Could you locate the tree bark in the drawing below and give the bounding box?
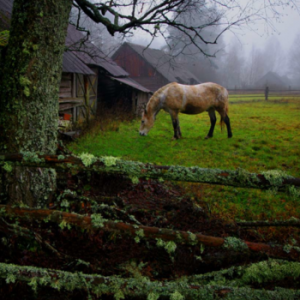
[0,0,72,207]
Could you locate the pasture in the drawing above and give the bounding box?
[69,95,300,222]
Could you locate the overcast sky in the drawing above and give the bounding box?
[129,1,300,57]
[224,4,300,53]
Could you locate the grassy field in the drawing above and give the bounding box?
[69,97,300,221]
[229,94,300,102]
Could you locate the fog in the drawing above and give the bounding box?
[73,0,300,89]
[122,1,299,88]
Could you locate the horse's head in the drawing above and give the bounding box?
[139,109,155,136]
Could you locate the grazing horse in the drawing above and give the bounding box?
[139,82,232,139]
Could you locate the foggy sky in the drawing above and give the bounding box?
[224,4,300,53]
[129,2,300,59]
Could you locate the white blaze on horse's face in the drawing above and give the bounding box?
[139,110,154,136]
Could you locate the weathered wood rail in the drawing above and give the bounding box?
[2,205,300,261]
[1,261,300,300]
[1,153,300,192]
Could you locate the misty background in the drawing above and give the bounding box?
[70,1,300,90]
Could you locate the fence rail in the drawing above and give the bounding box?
[1,153,300,192]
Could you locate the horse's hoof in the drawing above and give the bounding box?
[205,136,212,139]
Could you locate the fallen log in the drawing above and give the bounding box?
[183,258,300,287]
[1,152,300,192]
[0,262,300,299]
[1,205,300,261]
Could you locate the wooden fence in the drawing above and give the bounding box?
[1,152,300,299]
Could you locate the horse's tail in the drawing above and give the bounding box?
[219,88,229,132]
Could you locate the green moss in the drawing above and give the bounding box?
[241,260,300,284]
[19,75,31,86]
[156,239,177,254]
[91,214,107,228]
[59,219,71,230]
[101,156,119,167]
[170,291,184,300]
[0,262,300,299]
[187,231,197,245]
[261,170,291,186]
[23,86,30,97]
[288,185,300,200]
[20,151,44,163]
[147,292,160,300]
[2,162,13,172]
[78,153,97,167]
[223,237,248,251]
[130,176,139,184]
[134,228,145,243]
[283,244,300,254]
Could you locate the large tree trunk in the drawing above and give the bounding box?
[0,0,72,207]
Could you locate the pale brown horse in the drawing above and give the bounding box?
[139,82,232,139]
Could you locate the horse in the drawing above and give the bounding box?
[139,82,232,139]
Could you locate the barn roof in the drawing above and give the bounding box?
[123,42,200,84]
[66,25,128,77]
[0,1,94,75]
[62,51,95,75]
[110,76,151,93]
[0,0,12,15]
[0,0,12,29]
[0,1,126,77]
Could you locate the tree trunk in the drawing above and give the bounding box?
[0,0,72,207]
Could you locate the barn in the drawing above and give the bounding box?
[65,25,151,116]
[255,71,291,90]
[112,42,201,92]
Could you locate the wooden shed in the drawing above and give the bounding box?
[112,42,201,92]
[66,26,151,116]
[59,51,97,126]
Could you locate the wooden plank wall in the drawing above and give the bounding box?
[59,73,72,99]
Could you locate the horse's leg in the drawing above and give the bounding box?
[170,113,181,139]
[205,108,217,139]
[224,114,232,138]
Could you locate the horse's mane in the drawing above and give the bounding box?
[146,83,174,113]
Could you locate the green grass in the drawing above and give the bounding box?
[69,98,300,221]
[229,95,300,102]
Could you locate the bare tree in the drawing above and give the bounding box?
[162,0,225,83]
[69,5,122,55]
[73,0,299,55]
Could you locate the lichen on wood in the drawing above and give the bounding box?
[1,153,300,194]
[0,262,300,299]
